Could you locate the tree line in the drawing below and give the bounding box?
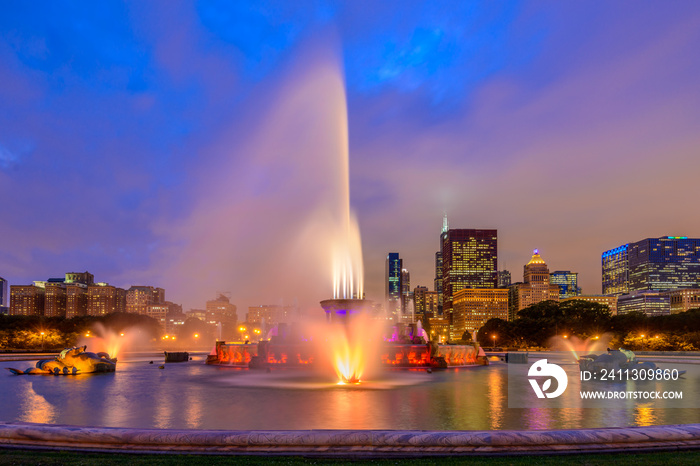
[476,300,700,351]
[0,313,162,351]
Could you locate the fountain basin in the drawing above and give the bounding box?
[0,422,698,456]
[206,341,484,368]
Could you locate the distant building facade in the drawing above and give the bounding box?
[86,284,126,316]
[618,291,670,316]
[549,270,581,299]
[146,304,169,329]
[206,294,237,322]
[126,286,165,315]
[413,286,439,318]
[44,282,67,317]
[247,305,296,326]
[428,316,450,344]
[9,285,45,316]
[65,284,88,318]
[441,228,498,340]
[666,288,700,314]
[453,288,508,337]
[65,271,94,286]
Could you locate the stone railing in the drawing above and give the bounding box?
[0,422,698,456]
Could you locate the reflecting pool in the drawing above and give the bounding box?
[1,353,698,430]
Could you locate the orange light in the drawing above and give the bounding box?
[172,337,175,340]
[40,332,45,335]
[563,335,568,338]
[641,334,645,338]
[85,333,90,337]
[244,335,249,340]
[194,334,199,338]
[120,333,124,337]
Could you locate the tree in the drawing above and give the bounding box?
[477,318,514,347]
[460,330,473,343]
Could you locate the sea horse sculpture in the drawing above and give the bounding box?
[6,345,117,375]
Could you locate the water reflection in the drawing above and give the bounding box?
[635,404,657,426]
[19,380,56,424]
[487,368,504,429]
[1,358,698,431]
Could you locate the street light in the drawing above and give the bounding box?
[194,333,199,339]
[40,332,45,351]
[492,334,497,350]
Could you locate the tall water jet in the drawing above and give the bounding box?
[319,60,372,384]
[329,69,363,301]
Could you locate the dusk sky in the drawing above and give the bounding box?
[2,1,700,313]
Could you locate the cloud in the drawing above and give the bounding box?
[0,144,18,169]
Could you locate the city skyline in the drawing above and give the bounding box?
[2,3,700,311]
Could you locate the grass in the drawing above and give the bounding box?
[0,449,698,465]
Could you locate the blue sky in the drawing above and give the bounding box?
[2,1,700,311]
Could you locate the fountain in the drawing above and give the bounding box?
[6,345,117,375]
[204,60,482,379]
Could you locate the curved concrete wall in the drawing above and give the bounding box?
[0,422,698,456]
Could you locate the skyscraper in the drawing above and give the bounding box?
[434,214,449,315]
[510,250,560,315]
[0,276,7,308]
[400,268,410,314]
[497,270,511,288]
[602,244,629,295]
[603,237,700,294]
[434,251,443,314]
[549,271,581,299]
[628,237,700,291]
[385,252,402,317]
[441,228,498,339]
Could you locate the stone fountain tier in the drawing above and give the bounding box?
[320,298,372,323]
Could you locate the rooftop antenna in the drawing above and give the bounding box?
[442,212,449,233]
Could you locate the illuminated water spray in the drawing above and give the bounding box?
[330,76,363,300]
